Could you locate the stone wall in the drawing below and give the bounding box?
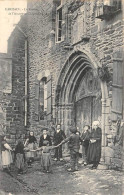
[4,0,123,168]
[7,27,26,145]
[26,0,71,135]
[26,0,123,168]
[0,16,27,146]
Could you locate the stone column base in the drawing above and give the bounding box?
[97,163,108,170]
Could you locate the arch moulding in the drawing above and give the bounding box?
[55,48,109,162]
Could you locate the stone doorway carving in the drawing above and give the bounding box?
[74,69,102,133]
[55,49,109,161]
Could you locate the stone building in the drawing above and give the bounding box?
[0,0,123,169]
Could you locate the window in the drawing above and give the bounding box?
[112,0,121,10]
[111,50,123,121]
[66,13,72,43]
[105,0,121,10]
[96,0,121,20]
[35,74,52,121]
[56,7,62,42]
[39,80,47,120]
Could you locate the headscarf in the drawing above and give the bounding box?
[28,132,37,143]
[15,139,24,153]
[92,121,100,129]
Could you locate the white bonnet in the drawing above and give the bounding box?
[92,121,100,128]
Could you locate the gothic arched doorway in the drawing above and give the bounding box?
[55,50,102,135]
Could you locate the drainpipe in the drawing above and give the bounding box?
[13,24,28,126]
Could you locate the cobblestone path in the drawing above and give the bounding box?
[0,159,123,195]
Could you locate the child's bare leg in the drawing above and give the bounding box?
[68,152,76,171]
[75,152,79,171]
[42,166,46,172]
[47,166,53,173]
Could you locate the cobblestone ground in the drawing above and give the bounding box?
[0,157,123,195]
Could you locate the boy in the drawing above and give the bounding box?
[39,128,52,147]
[53,124,66,161]
[60,127,82,172]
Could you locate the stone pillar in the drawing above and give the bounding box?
[64,104,73,135]
[101,98,106,162]
[57,106,61,124]
[62,103,73,154]
[52,104,56,120]
[60,105,64,130]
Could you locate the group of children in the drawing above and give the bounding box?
[0,121,102,174]
[1,134,62,174]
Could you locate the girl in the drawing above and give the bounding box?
[32,140,60,173]
[14,138,27,175]
[1,135,13,172]
[24,131,37,166]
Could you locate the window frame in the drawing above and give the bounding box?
[56,5,63,43]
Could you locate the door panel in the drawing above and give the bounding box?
[75,96,102,133]
[75,97,92,132]
[74,69,102,133]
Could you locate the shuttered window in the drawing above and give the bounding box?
[39,81,44,120]
[112,0,121,10]
[56,7,62,42]
[34,80,40,121]
[35,75,52,121]
[111,51,123,121]
[104,0,121,9]
[66,13,72,43]
[46,75,52,121]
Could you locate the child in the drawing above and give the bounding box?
[81,125,90,165]
[24,131,37,166]
[39,128,52,147]
[1,135,13,172]
[14,138,27,175]
[53,124,66,161]
[60,127,82,172]
[32,140,60,173]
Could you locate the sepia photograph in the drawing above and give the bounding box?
[0,0,123,194]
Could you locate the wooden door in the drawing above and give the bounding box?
[75,96,93,132]
[74,69,102,133]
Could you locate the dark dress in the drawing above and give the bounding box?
[14,141,25,172]
[81,130,90,162]
[53,130,66,160]
[40,146,56,172]
[87,127,102,166]
[25,135,37,162]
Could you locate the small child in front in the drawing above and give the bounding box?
[32,140,60,173]
[14,137,29,175]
